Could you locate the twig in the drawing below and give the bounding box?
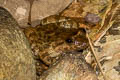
[100,0,112,28]
[94,3,119,45]
[109,4,120,22]
[74,0,78,3]
[94,20,115,46]
[27,0,35,26]
[85,29,106,80]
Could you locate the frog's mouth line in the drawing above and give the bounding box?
[77,42,87,47]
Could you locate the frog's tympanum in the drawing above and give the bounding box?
[24,15,88,75]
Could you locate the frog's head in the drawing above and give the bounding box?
[64,35,88,51]
[52,28,88,53]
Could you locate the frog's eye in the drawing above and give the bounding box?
[65,38,73,43]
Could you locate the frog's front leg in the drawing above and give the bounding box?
[39,48,61,65]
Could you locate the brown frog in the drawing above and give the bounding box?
[24,15,88,75]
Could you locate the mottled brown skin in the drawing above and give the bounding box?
[39,15,90,29]
[24,15,88,75]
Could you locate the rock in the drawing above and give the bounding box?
[0,7,36,80]
[85,13,101,24]
[0,0,73,27]
[39,51,98,80]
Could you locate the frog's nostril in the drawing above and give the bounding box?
[75,41,79,45]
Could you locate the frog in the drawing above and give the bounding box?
[24,15,88,75]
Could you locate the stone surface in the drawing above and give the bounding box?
[0,7,36,80]
[39,51,98,80]
[0,0,73,27]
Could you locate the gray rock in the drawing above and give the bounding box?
[39,51,98,80]
[0,7,36,80]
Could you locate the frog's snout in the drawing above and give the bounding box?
[74,41,79,45]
